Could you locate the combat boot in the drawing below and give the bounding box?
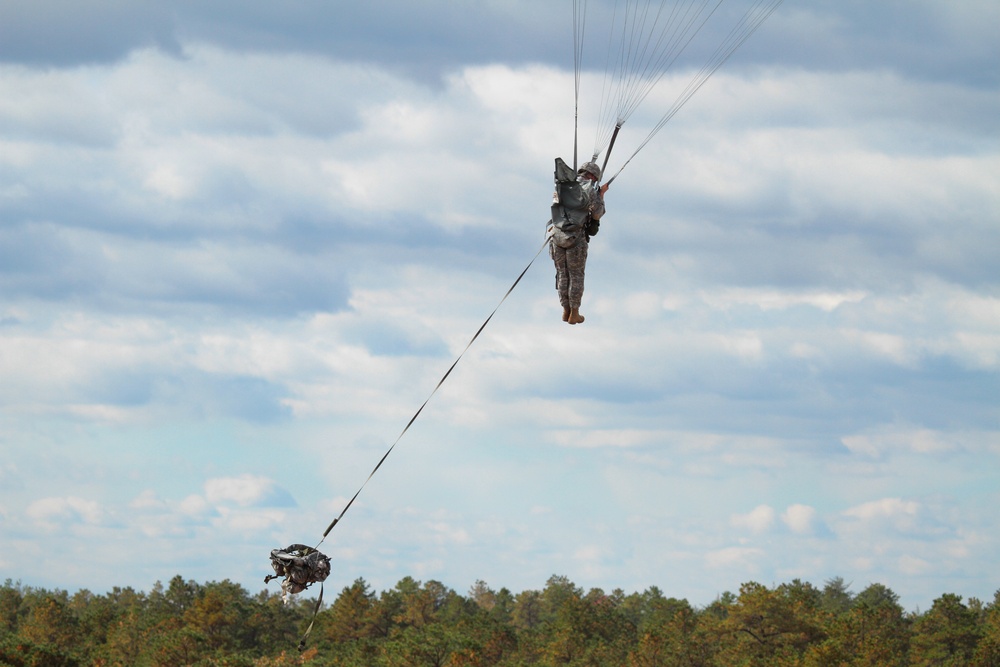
[562,306,571,322]
[568,307,585,324]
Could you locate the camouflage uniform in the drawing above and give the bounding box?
[549,159,605,313]
[551,236,589,310]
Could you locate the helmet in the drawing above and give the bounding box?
[578,161,602,181]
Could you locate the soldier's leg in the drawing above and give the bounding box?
[551,244,571,315]
[567,240,588,307]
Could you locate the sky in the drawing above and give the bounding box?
[1,0,998,613]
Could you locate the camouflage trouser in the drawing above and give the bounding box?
[550,238,588,309]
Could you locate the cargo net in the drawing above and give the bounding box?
[264,544,331,604]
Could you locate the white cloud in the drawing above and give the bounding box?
[550,429,661,449]
[844,498,920,522]
[204,474,293,508]
[573,544,614,579]
[26,496,105,528]
[1,2,999,612]
[841,434,882,459]
[179,494,212,516]
[839,498,934,539]
[843,330,917,368]
[841,425,989,460]
[213,507,287,533]
[781,504,817,535]
[144,164,194,200]
[713,332,764,363]
[899,554,933,576]
[427,521,472,546]
[130,490,166,510]
[731,505,775,534]
[705,547,764,571]
[700,288,867,313]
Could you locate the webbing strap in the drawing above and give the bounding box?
[316,236,550,546]
[297,582,324,651]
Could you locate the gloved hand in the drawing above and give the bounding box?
[586,219,600,237]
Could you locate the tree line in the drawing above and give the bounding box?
[2,574,999,666]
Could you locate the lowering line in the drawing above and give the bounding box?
[315,236,551,549]
[289,237,547,651]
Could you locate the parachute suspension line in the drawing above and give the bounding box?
[316,237,551,549]
[592,0,726,163]
[573,0,588,170]
[593,0,624,162]
[605,0,784,185]
[616,0,725,123]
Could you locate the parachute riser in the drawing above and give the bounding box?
[573,109,579,172]
[599,123,621,182]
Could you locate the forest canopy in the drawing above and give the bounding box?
[3,575,1000,666]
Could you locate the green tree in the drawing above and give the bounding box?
[314,578,380,666]
[539,575,583,626]
[619,586,689,634]
[393,577,433,628]
[78,586,149,665]
[244,589,305,656]
[853,582,899,609]
[469,580,497,613]
[0,580,23,637]
[392,578,468,629]
[541,588,636,665]
[512,589,543,631]
[714,581,827,666]
[820,577,854,616]
[6,573,1000,665]
[380,622,462,667]
[910,593,981,666]
[807,583,909,667]
[629,600,712,667]
[320,578,377,643]
[460,613,518,666]
[16,591,81,660]
[972,589,1000,667]
[183,579,252,652]
[490,587,515,625]
[102,605,148,667]
[0,636,80,667]
[368,586,404,639]
[147,575,200,625]
[143,618,205,667]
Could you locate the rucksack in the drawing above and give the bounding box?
[265,544,331,603]
[550,157,592,248]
